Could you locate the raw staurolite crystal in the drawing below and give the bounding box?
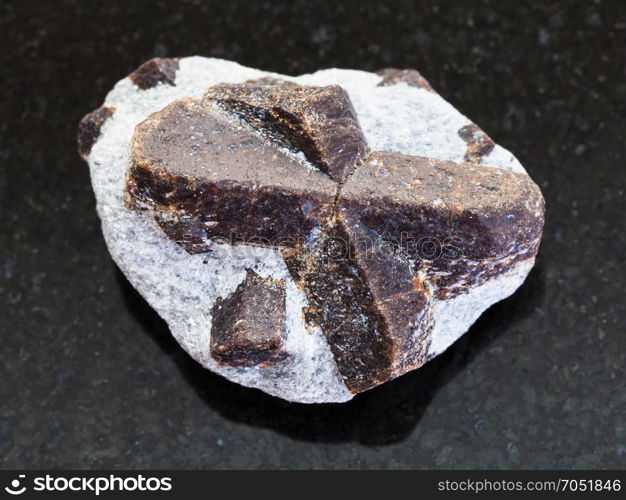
[78,57,544,403]
[210,270,288,367]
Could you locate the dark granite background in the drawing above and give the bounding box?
[1,0,625,469]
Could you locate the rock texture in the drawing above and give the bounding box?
[204,83,368,182]
[127,97,336,253]
[78,57,544,403]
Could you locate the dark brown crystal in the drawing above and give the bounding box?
[337,218,434,374]
[204,83,368,182]
[210,270,288,367]
[458,123,496,164]
[129,57,180,90]
[282,221,434,392]
[121,76,544,394]
[244,76,299,87]
[338,151,544,298]
[376,68,435,92]
[281,228,394,393]
[127,98,337,249]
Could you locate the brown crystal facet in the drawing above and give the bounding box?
[338,151,545,298]
[210,270,288,367]
[282,220,433,392]
[204,83,368,182]
[244,76,299,87]
[126,98,337,250]
[376,68,435,92]
[337,218,434,375]
[458,123,496,164]
[77,106,115,159]
[281,227,394,393]
[129,57,180,90]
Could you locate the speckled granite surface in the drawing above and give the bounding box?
[1,0,625,469]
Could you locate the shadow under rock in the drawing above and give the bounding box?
[115,261,545,446]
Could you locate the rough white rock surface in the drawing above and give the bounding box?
[85,57,537,403]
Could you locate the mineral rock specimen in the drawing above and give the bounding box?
[79,57,544,403]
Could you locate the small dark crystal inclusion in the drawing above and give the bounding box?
[129,57,180,90]
[77,106,115,159]
[210,270,288,367]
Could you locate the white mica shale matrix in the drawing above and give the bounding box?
[78,57,544,403]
